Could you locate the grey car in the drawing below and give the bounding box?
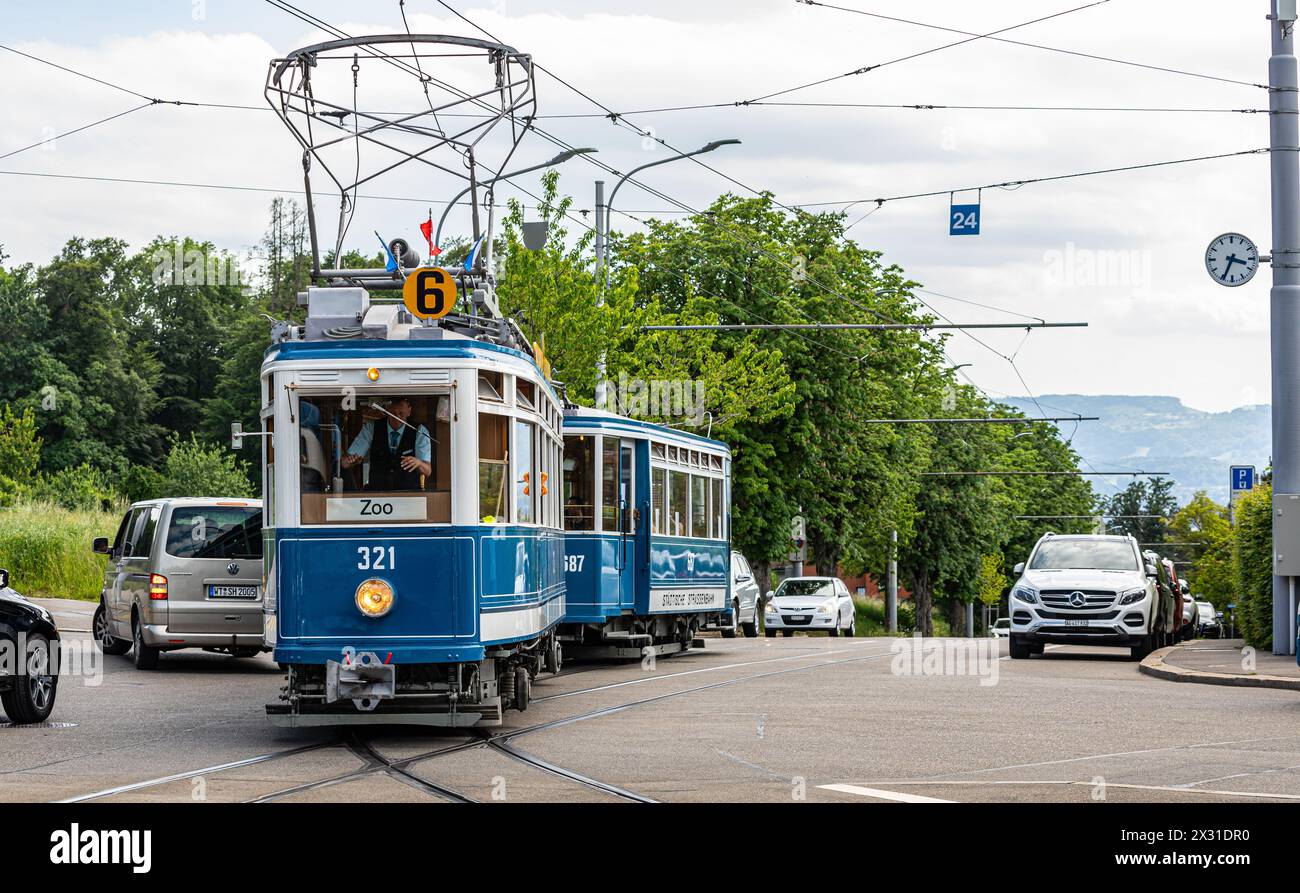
[92,498,265,669]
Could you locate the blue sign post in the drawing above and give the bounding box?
[1231,465,1256,492]
[949,203,981,236]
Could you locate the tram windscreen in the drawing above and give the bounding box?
[297,393,451,525]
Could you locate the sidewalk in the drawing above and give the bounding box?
[1140,638,1300,691]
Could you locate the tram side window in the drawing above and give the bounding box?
[691,475,708,538]
[515,420,535,524]
[711,477,724,539]
[299,393,450,525]
[563,435,595,531]
[669,470,689,536]
[480,412,509,523]
[601,436,621,531]
[651,466,666,535]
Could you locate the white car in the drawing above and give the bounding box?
[1180,584,1196,641]
[763,576,855,637]
[721,551,762,638]
[1008,533,1162,661]
[989,617,1011,639]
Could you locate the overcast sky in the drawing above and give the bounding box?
[0,0,1278,413]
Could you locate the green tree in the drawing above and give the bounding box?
[613,192,938,588]
[154,436,253,499]
[1103,479,1177,545]
[1169,492,1234,609]
[1234,482,1272,649]
[2,238,163,475]
[125,237,255,445]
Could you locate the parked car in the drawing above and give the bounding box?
[1196,600,1221,637]
[720,551,761,638]
[93,498,265,669]
[989,617,1011,639]
[0,568,60,723]
[1007,533,1167,660]
[1162,559,1186,645]
[763,576,855,637]
[1180,582,1196,641]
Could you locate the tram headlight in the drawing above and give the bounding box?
[355,578,395,618]
[366,367,381,382]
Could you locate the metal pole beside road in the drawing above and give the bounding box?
[887,529,898,633]
[1269,0,1300,655]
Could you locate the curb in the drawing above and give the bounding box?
[1139,646,1300,692]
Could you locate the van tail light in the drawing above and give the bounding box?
[149,574,168,600]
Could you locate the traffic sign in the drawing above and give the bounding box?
[950,203,981,236]
[402,267,457,320]
[1230,465,1256,492]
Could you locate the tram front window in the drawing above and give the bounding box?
[298,393,451,525]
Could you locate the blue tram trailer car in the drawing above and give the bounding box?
[263,287,565,727]
[558,407,732,657]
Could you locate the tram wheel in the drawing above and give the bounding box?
[514,667,530,711]
[545,638,562,675]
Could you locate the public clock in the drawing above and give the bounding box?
[1205,233,1260,287]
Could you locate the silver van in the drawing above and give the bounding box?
[92,498,265,669]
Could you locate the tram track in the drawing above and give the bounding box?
[56,642,897,804]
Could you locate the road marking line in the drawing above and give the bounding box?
[56,742,330,803]
[818,783,954,803]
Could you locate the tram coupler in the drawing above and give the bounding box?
[325,651,395,711]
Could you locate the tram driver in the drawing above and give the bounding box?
[341,396,433,491]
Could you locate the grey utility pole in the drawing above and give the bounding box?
[594,179,606,407]
[887,529,898,633]
[1270,0,1300,656]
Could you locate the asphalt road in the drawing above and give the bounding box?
[5,606,1300,803]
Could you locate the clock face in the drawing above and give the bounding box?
[1205,233,1259,287]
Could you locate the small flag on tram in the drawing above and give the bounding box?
[464,234,485,270]
[420,213,440,258]
[375,231,400,273]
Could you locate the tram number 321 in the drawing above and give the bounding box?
[357,546,396,570]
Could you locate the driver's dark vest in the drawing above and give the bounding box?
[366,422,420,492]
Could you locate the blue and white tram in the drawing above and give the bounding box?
[558,408,732,657]
[262,290,566,727]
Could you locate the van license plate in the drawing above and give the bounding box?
[1064,619,1089,628]
[208,585,259,599]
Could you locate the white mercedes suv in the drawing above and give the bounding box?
[1007,533,1162,661]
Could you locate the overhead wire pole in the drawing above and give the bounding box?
[1269,0,1300,657]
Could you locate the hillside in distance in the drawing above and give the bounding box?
[1000,395,1270,506]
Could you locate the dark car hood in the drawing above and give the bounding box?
[0,587,55,625]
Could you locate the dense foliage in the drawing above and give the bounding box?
[1,182,1099,622]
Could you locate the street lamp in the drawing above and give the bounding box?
[433,147,598,251]
[593,137,741,408]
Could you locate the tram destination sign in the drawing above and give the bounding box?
[650,587,727,612]
[402,266,458,320]
[325,496,428,523]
